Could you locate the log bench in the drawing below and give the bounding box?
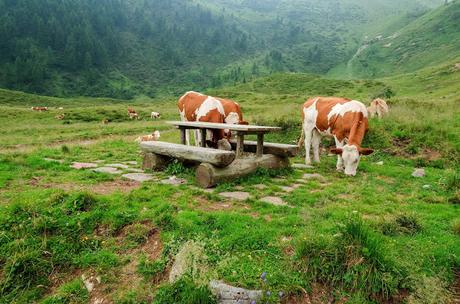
[229,140,299,157]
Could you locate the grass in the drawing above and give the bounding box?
[0,62,459,303]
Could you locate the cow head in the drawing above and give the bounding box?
[330,145,373,176]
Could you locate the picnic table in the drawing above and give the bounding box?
[140,121,299,188]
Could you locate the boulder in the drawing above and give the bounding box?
[209,280,262,304]
[92,167,123,174]
[260,196,287,206]
[412,168,426,178]
[169,241,208,283]
[71,162,98,169]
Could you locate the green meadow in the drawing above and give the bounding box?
[0,58,459,303]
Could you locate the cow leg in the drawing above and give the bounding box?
[312,129,321,163]
[303,126,314,165]
[334,136,344,171]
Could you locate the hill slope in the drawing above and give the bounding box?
[0,0,445,98]
[345,0,460,78]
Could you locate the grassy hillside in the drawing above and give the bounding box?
[0,58,459,303]
[343,0,460,78]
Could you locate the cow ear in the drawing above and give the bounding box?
[330,148,343,155]
[359,148,374,155]
[239,120,249,125]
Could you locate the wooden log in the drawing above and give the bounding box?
[141,141,235,167]
[196,154,290,188]
[256,133,264,157]
[200,129,207,147]
[229,140,299,157]
[142,152,170,171]
[180,128,186,145]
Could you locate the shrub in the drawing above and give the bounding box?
[296,215,404,299]
[381,214,422,236]
[153,278,216,304]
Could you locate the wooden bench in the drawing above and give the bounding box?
[141,141,236,169]
[229,140,299,157]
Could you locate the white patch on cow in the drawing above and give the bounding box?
[302,98,319,165]
[195,97,225,120]
[341,144,360,176]
[327,100,368,122]
[225,112,240,124]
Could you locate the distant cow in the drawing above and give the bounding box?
[135,131,161,143]
[367,98,389,119]
[151,112,161,119]
[177,91,248,148]
[128,108,139,120]
[31,107,48,112]
[299,97,373,176]
[55,114,65,120]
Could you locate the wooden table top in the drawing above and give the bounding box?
[167,121,281,133]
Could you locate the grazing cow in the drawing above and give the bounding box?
[299,97,373,176]
[101,119,109,125]
[31,107,48,112]
[177,91,247,148]
[55,114,65,120]
[367,98,389,119]
[151,112,161,119]
[128,108,139,120]
[135,131,161,143]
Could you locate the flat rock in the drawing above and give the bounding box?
[219,192,250,201]
[125,161,138,165]
[92,167,123,174]
[291,184,303,189]
[105,163,130,169]
[292,163,313,169]
[303,173,325,181]
[126,168,144,173]
[209,280,262,304]
[161,176,187,186]
[260,196,287,206]
[169,241,208,283]
[71,162,98,169]
[375,161,384,166]
[122,173,154,182]
[272,178,287,183]
[422,184,431,189]
[254,184,267,190]
[296,179,307,184]
[412,168,426,178]
[280,186,295,193]
[234,186,245,191]
[44,158,64,164]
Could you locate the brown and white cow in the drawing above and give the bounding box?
[31,106,48,112]
[128,108,139,120]
[177,91,247,148]
[367,98,389,119]
[300,97,373,176]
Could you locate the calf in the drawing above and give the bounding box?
[151,112,161,119]
[367,98,389,119]
[31,107,48,112]
[177,91,247,148]
[135,131,161,143]
[300,97,373,176]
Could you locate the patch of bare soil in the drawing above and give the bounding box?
[37,179,141,195]
[192,195,251,213]
[451,270,460,304]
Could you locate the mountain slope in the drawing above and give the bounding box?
[345,0,460,78]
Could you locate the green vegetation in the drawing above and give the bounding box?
[0,58,459,302]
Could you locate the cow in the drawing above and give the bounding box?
[151,112,161,119]
[135,131,161,143]
[127,108,140,120]
[55,114,65,120]
[31,107,48,112]
[177,91,248,148]
[299,97,374,176]
[367,98,389,119]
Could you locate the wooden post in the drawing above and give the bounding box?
[200,129,207,147]
[256,133,264,157]
[236,132,245,158]
[180,128,186,145]
[142,152,170,171]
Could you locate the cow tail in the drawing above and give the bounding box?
[297,124,305,148]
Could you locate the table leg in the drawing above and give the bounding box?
[200,129,207,147]
[180,128,186,145]
[256,133,264,157]
[236,132,244,158]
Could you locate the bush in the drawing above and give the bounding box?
[153,278,216,304]
[296,215,404,299]
[380,214,422,236]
